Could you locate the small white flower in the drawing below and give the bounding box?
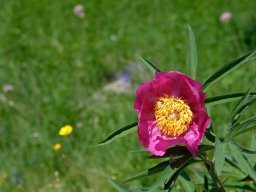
[74,4,85,18]
[3,84,13,93]
[219,12,232,23]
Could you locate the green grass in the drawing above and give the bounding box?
[0,0,256,191]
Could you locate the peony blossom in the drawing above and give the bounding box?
[134,71,211,156]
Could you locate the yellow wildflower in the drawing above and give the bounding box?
[58,125,73,136]
[53,143,61,151]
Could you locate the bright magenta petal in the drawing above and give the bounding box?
[134,71,211,156]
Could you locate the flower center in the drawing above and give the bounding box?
[154,96,193,137]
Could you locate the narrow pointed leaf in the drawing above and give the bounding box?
[149,145,214,159]
[170,155,192,169]
[124,160,169,183]
[224,182,256,191]
[225,117,256,141]
[232,97,256,124]
[108,177,132,192]
[164,166,184,190]
[251,131,256,149]
[164,159,199,190]
[202,51,256,91]
[230,89,251,122]
[187,25,197,80]
[205,124,215,143]
[203,175,209,192]
[205,92,256,106]
[232,142,256,155]
[98,122,137,146]
[123,171,148,183]
[139,56,161,73]
[179,171,195,192]
[145,169,174,192]
[148,160,170,175]
[148,146,190,159]
[214,139,226,175]
[229,143,256,180]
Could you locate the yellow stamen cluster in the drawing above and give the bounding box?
[154,96,193,137]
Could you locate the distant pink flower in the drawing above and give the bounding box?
[74,4,85,18]
[3,84,13,93]
[219,12,232,23]
[134,71,211,156]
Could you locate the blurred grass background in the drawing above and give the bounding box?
[0,0,256,191]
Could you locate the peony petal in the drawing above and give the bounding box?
[156,71,202,90]
[134,81,155,112]
[143,123,183,156]
[183,122,201,156]
[197,110,211,139]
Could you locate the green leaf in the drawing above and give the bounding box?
[170,155,192,169]
[205,124,215,143]
[164,159,199,190]
[225,157,242,171]
[203,175,209,192]
[187,25,197,80]
[224,182,256,191]
[98,122,137,146]
[148,160,170,175]
[224,117,256,141]
[251,131,256,149]
[202,51,256,91]
[232,97,256,124]
[229,143,256,180]
[164,165,184,191]
[230,89,251,122]
[198,145,215,154]
[139,56,161,73]
[124,160,169,183]
[148,146,190,159]
[205,92,256,106]
[149,145,214,159]
[146,169,174,192]
[202,158,226,191]
[178,171,195,192]
[214,139,226,175]
[108,177,132,192]
[232,142,256,155]
[123,171,148,183]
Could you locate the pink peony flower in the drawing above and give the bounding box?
[219,12,232,23]
[134,71,211,156]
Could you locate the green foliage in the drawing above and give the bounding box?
[187,25,198,80]
[214,139,226,176]
[205,92,256,106]
[229,143,256,180]
[178,171,195,192]
[139,57,161,73]
[107,26,256,191]
[98,122,138,146]
[108,178,132,192]
[202,51,256,91]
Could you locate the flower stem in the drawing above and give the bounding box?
[201,156,226,191]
